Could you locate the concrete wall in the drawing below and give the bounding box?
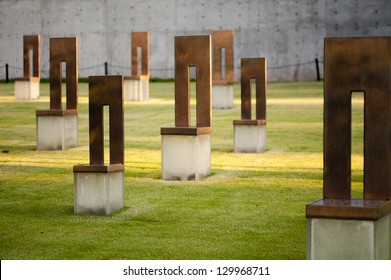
[0,0,390,82]
[325,0,391,37]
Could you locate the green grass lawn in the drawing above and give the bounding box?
[0,80,365,259]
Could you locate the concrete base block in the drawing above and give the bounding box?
[161,134,211,180]
[212,84,234,109]
[307,215,391,259]
[36,115,78,150]
[124,78,149,101]
[234,124,266,153]
[15,79,40,100]
[74,171,124,215]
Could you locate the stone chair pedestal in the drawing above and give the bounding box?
[306,199,391,260]
[36,109,78,150]
[233,119,266,153]
[14,77,40,100]
[161,127,211,180]
[124,75,149,101]
[212,81,234,109]
[73,164,124,215]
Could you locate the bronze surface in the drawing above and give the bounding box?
[49,37,78,111]
[15,77,40,82]
[306,199,391,221]
[35,109,77,116]
[212,30,234,83]
[233,119,266,126]
[323,37,391,201]
[131,32,150,78]
[173,35,212,129]
[23,35,40,78]
[73,163,124,173]
[88,76,124,167]
[160,126,211,136]
[307,37,391,220]
[238,58,267,122]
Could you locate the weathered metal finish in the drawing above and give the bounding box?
[212,30,234,84]
[307,37,391,220]
[306,199,391,221]
[88,76,124,166]
[323,37,391,201]
[23,35,40,78]
[35,109,77,116]
[239,58,267,121]
[174,35,212,129]
[232,119,266,126]
[160,126,211,136]
[49,37,78,111]
[73,163,124,173]
[131,32,150,77]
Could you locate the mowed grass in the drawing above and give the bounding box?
[0,80,364,259]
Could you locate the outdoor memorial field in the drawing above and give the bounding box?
[0,80,367,259]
